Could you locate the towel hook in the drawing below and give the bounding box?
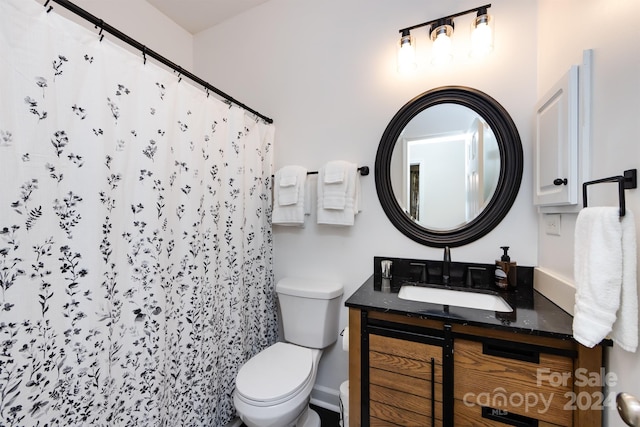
[583,169,637,216]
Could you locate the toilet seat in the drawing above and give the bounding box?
[236,342,313,407]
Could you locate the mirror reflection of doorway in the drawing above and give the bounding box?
[406,134,467,230]
[391,102,501,232]
[409,164,420,221]
[400,119,499,230]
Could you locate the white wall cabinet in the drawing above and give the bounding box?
[533,50,592,211]
[533,65,579,207]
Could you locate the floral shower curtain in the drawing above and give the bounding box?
[0,0,278,425]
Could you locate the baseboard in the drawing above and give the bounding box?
[533,267,575,315]
[310,384,341,413]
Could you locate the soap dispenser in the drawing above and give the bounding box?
[495,246,517,290]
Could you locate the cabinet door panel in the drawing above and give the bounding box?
[534,65,579,206]
[369,332,444,425]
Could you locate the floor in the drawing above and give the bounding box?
[239,404,341,427]
[311,404,341,427]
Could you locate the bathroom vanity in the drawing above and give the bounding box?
[345,258,607,427]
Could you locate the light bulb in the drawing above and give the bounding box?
[470,13,494,59]
[431,30,453,65]
[430,20,454,66]
[397,32,416,73]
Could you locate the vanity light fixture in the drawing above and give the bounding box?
[397,4,493,71]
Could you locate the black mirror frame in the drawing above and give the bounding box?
[375,86,523,247]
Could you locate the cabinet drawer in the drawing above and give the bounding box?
[454,399,564,427]
[454,339,573,426]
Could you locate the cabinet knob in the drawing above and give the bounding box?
[553,178,568,186]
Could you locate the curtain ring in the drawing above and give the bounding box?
[142,46,147,65]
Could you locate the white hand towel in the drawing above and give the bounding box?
[273,166,308,226]
[317,161,361,225]
[324,161,346,184]
[611,210,638,352]
[278,167,300,206]
[321,161,350,209]
[572,207,638,352]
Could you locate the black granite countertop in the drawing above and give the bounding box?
[345,272,577,340]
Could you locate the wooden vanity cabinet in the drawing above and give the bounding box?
[349,309,604,427]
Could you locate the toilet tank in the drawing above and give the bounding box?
[276,278,344,349]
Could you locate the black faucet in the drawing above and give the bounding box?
[442,246,451,285]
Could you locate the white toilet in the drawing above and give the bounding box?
[233,277,344,427]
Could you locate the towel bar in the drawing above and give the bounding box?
[582,169,637,216]
[272,166,369,179]
[306,166,369,176]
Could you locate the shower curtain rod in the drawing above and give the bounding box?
[43,0,274,124]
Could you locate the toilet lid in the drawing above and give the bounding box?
[236,342,313,405]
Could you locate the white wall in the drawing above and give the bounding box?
[195,0,539,409]
[37,0,193,70]
[537,1,640,425]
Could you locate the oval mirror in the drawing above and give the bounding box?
[375,86,523,247]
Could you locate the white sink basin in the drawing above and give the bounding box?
[398,285,513,313]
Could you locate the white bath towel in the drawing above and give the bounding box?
[317,161,361,226]
[572,207,638,352]
[273,166,308,226]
